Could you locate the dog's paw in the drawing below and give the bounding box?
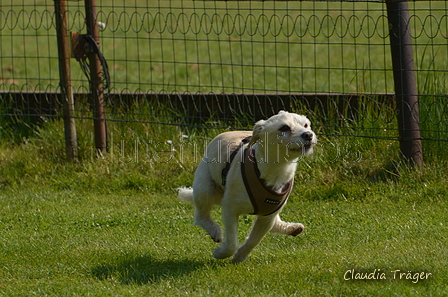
[213,245,236,260]
[290,223,304,236]
[210,233,222,243]
[208,226,223,243]
[231,252,248,264]
[195,219,223,242]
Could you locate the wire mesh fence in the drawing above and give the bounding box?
[1,0,447,160]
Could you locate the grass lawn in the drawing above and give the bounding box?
[0,120,447,296]
[0,186,446,296]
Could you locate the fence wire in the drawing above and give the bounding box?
[1,1,447,150]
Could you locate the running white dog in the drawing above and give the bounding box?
[178,111,317,263]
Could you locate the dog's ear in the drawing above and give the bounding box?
[249,119,265,146]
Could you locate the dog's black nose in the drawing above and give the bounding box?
[301,131,313,141]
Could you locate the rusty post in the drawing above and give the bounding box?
[386,0,422,167]
[54,0,78,161]
[84,0,108,154]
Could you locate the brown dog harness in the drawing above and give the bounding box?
[222,137,293,216]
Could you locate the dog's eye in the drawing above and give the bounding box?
[304,123,309,128]
[279,125,291,133]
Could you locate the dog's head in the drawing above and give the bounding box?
[250,110,317,159]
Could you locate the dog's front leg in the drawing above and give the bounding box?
[213,211,240,260]
[231,215,277,263]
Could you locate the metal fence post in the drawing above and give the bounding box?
[54,0,78,161]
[386,0,423,167]
[84,0,108,154]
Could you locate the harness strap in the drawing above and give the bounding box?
[221,136,252,186]
[241,148,293,216]
[221,136,293,216]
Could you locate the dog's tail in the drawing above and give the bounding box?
[177,187,194,204]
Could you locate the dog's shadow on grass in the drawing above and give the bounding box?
[91,253,219,285]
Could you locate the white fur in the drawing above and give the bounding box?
[178,111,317,263]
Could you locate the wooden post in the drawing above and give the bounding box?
[54,0,78,161]
[84,0,108,154]
[386,0,423,167]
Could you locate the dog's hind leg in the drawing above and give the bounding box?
[231,215,277,263]
[193,191,223,242]
[270,214,304,236]
[192,165,223,242]
[193,192,223,242]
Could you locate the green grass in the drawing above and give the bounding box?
[0,119,447,296]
